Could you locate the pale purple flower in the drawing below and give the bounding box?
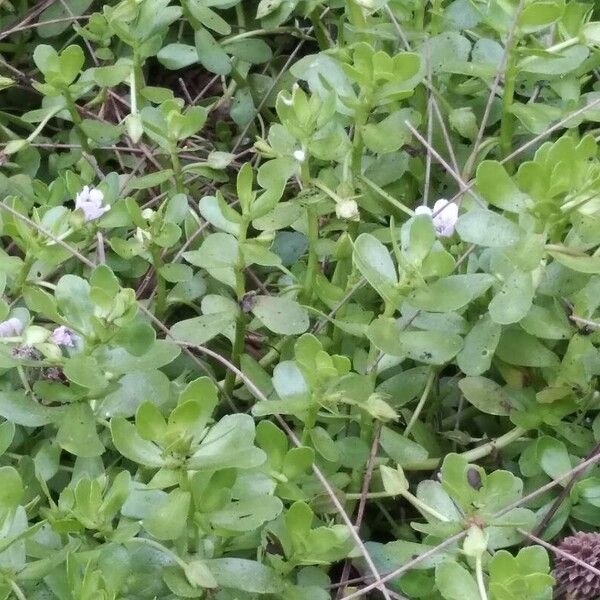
[43,367,66,383]
[415,198,458,237]
[12,345,41,360]
[51,326,77,347]
[75,185,110,222]
[0,317,23,338]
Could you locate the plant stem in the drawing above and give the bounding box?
[430,0,442,34]
[63,89,91,152]
[129,69,138,116]
[475,555,488,600]
[351,103,369,175]
[310,8,330,50]
[404,368,435,437]
[517,36,579,70]
[224,313,246,399]
[499,53,517,163]
[346,414,375,517]
[403,489,451,522]
[414,0,425,31]
[132,51,145,113]
[12,252,34,295]
[9,580,27,600]
[223,27,303,44]
[301,204,319,303]
[170,147,184,193]
[346,0,366,40]
[345,489,450,522]
[360,175,415,217]
[151,247,166,319]
[224,218,248,398]
[11,105,61,152]
[402,426,528,471]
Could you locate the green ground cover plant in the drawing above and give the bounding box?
[2,0,600,598]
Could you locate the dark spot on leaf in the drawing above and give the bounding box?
[467,468,482,490]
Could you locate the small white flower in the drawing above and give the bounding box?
[75,185,110,222]
[0,317,23,338]
[293,149,306,162]
[141,208,155,221]
[415,198,458,237]
[134,227,151,244]
[336,199,360,221]
[51,326,77,347]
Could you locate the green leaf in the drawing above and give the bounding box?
[194,27,231,75]
[520,303,572,340]
[144,489,191,540]
[111,417,165,467]
[251,295,309,335]
[489,269,534,324]
[380,426,429,465]
[401,217,434,266]
[80,119,122,145]
[170,312,237,345]
[455,208,521,247]
[223,39,272,64]
[128,169,174,190]
[408,274,494,312]
[457,316,501,375]
[519,45,587,75]
[496,329,559,367]
[114,320,157,356]
[362,109,421,154]
[368,318,463,364]
[63,355,108,391]
[211,495,283,532]
[206,558,284,594]
[449,107,477,140]
[198,195,241,236]
[187,1,231,34]
[0,422,14,458]
[182,560,218,590]
[518,1,564,33]
[272,360,310,403]
[183,233,238,289]
[56,403,104,457]
[94,340,180,374]
[353,233,398,303]
[98,370,171,418]
[58,44,85,86]
[417,480,462,522]
[187,414,266,470]
[91,62,131,87]
[476,161,532,212]
[435,560,480,600]
[422,32,471,74]
[55,275,94,333]
[37,0,94,37]
[548,250,600,274]
[458,376,512,416]
[135,402,167,442]
[0,390,57,426]
[537,436,571,481]
[0,467,23,513]
[256,0,284,19]
[380,464,409,494]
